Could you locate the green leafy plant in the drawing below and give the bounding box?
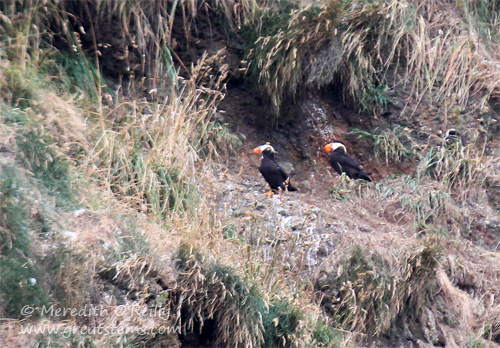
[350,127,416,165]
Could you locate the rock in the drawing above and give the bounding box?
[62,230,78,241]
[73,208,86,217]
[300,180,312,191]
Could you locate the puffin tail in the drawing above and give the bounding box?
[357,171,373,182]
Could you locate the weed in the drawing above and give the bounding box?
[399,184,454,232]
[16,130,73,203]
[466,337,486,348]
[311,320,340,348]
[40,50,103,99]
[196,121,241,159]
[0,256,48,318]
[35,330,101,348]
[0,166,48,317]
[88,53,228,219]
[262,298,303,348]
[418,144,483,192]
[484,319,500,343]
[359,83,393,115]
[350,127,416,164]
[328,186,351,202]
[459,0,500,42]
[223,223,237,240]
[108,217,152,262]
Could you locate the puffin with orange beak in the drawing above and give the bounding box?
[324,142,372,181]
[253,143,297,195]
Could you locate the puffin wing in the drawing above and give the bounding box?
[278,165,290,182]
[330,152,360,174]
[329,159,343,175]
[277,164,297,191]
[338,152,362,171]
[340,153,372,181]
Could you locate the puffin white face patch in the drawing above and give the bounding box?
[259,144,276,153]
[330,142,347,152]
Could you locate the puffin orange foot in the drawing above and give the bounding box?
[264,190,274,197]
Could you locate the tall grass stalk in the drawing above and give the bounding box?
[85,51,229,220]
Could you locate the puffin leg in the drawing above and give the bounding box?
[264,189,274,197]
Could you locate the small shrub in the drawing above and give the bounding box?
[311,320,340,348]
[262,298,303,348]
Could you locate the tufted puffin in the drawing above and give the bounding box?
[445,129,466,147]
[253,143,297,195]
[324,142,372,181]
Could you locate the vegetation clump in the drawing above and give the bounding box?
[173,243,324,348]
[315,242,440,338]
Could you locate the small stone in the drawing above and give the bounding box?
[62,230,78,241]
[73,208,86,217]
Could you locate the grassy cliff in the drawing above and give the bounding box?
[0,1,500,347]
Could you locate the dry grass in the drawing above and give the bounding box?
[244,0,500,118]
[0,3,253,346]
[173,243,265,348]
[417,141,493,200]
[314,235,440,337]
[340,0,500,116]
[246,1,342,115]
[82,50,230,220]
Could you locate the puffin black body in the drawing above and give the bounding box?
[325,142,372,181]
[254,144,297,193]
